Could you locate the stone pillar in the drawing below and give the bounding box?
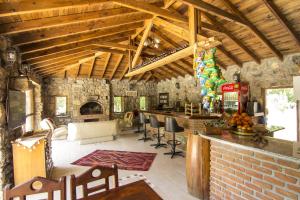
[25,89,34,132]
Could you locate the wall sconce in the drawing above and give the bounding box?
[175,82,180,89]
[6,48,17,65]
[19,62,31,75]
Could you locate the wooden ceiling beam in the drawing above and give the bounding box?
[11,12,152,46]
[188,5,198,46]
[19,22,143,53]
[261,0,300,48]
[179,0,247,26]
[22,32,131,60]
[137,73,146,81]
[163,0,177,9]
[110,55,124,80]
[164,65,181,77]
[204,13,261,64]
[113,0,187,23]
[101,53,112,79]
[0,7,135,35]
[0,0,110,18]
[93,47,128,55]
[89,58,97,78]
[145,73,153,82]
[171,62,193,75]
[166,64,186,76]
[155,68,172,80]
[132,20,153,68]
[153,27,181,48]
[222,0,283,60]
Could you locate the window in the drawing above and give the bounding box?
[114,96,124,113]
[139,96,148,111]
[265,88,297,141]
[55,96,67,116]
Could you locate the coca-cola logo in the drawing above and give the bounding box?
[222,85,234,91]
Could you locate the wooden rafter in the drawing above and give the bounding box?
[137,73,146,81]
[166,64,185,76]
[261,0,300,48]
[110,55,124,80]
[153,27,181,48]
[179,0,247,26]
[221,0,283,60]
[19,22,143,53]
[11,12,151,46]
[164,0,176,8]
[170,62,193,75]
[101,53,112,79]
[120,38,133,80]
[89,58,97,78]
[93,47,128,55]
[188,5,198,46]
[145,73,153,82]
[76,64,82,78]
[1,7,135,35]
[92,42,137,51]
[132,20,152,67]
[113,0,187,23]
[204,13,261,64]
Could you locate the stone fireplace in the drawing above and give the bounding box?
[80,101,102,115]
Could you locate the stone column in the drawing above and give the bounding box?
[25,89,34,132]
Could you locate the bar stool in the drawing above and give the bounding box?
[149,115,167,148]
[164,117,184,158]
[138,112,152,142]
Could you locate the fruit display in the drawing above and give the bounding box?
[229,112,253,132]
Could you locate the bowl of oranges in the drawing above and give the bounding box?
[229,112,254,135]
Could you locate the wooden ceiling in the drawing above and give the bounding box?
[1,0,299,82]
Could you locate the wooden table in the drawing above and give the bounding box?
[86,180,163,200]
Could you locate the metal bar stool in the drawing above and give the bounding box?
[164,117,184,158]
[138,112,152,142]
[149,115,167,148]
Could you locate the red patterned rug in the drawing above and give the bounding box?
[71,150,157,171]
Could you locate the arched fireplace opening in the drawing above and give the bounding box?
[80,101,102,115]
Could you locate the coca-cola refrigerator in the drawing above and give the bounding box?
[221,82,249,114]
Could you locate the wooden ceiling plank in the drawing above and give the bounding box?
[163,0,176,9]
[0,0,110,18]
[204,13,261,64]
[179,0,247,26]
[1,7,135,35]
[222,0,283,60]
[92,42,137,51]
[12,12,151,46]
[166,64,185,76]
[110,55,124,80]
[155,68,172,80]
[113,0,187,23]
[19,22,143,53]
[132,20,153,68]
[22,32,131,60]
[171,62,193,75]
[89,58,97,78]
[261,0,300,48]
[101,53,112,79]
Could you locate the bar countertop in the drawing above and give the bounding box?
[144,110,221,120]
[199,131,300,162]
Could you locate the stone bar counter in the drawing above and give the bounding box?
[199,131,300,200]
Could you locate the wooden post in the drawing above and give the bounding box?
[188,5,198,46]
[128,36,133,71]
[297,100,300,142]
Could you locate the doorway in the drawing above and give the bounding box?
[265,88,297,141]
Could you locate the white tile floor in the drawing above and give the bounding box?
[51,132,199,200]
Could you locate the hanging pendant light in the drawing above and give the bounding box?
[19,62,31,75]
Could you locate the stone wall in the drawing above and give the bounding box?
[157,75,200,107]
[158,53,300,106]
[222,53,300,102]
[42,78,110,125]
[111,79,157,118]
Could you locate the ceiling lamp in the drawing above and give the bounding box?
[143,29,160,49]
[6,48,17,65]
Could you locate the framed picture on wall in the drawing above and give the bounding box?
[126,91,137,97]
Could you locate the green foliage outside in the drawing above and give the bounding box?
[114,96,123,113]
[140,96,147,111]
[56,97,67,115]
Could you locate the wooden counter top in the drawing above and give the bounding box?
[200,131,300,162]
[143,110,220,120]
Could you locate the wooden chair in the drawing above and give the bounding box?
[4,176,66,200]
[70,164,119,200]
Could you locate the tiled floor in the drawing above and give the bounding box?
[52,132,199,200]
